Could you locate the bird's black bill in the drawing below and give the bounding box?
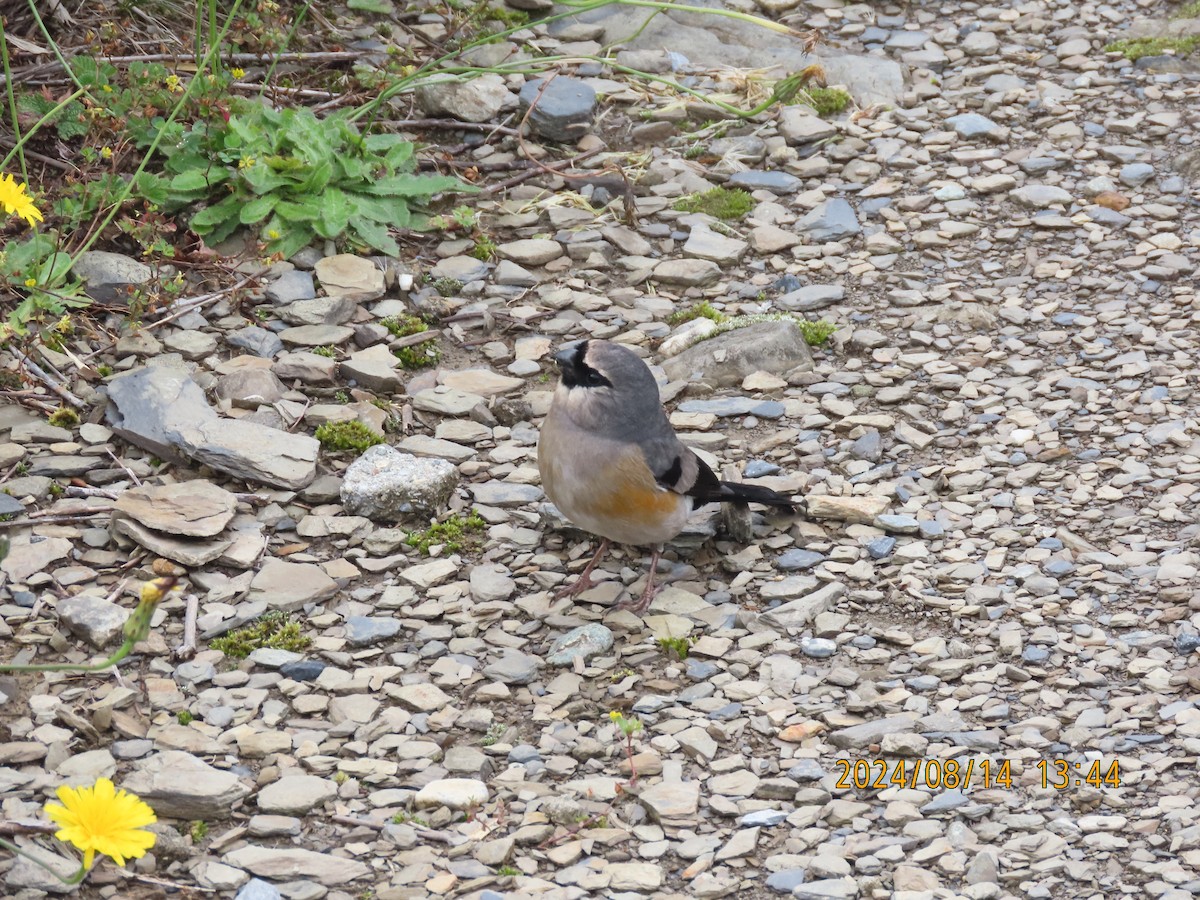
[555,340,613,389]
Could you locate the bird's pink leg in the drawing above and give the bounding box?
[618,546,662,615]
[553,539,611,601]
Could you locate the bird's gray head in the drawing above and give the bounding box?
[551,340,665,435]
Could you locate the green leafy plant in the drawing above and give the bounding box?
[656,635,693,661]
[472,235,498,261]
[406,511,486,555]
[1175,0,1200,17]
[480,721,507,747]
[189,820,208,842]
[312,345,337,358]
[382,314,441,369]
[682,312,839,352]
[210,611,311,659]
[391,811,428,826]
[1104,35,1200,60]
[667,301,726,327]
[0,233,88,336]
[144,105,471,258]
[176,710,194,726]
[802,87,851,117]
[47,407,80,429]
[333,771,350,786]
[497,865,520,877]
[432,277,463,297]
[796,319,838,346]
[672,187,754,220]
[315,420,385,454]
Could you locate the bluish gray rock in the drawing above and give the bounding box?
[106,365,318,489]
[519,77,597,142]
[345,616,402,647]
[727,170,801,194]
[777,284,845,311]
[798,199,861,241]
[946,112,1003,139]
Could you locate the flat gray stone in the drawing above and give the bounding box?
[661,320,814,388]
[256,775,337,815]
[248,559,339,612]
[106,366,319,489]
[57,594,128,648]
[519,77,597,142]
[222,845,369,886]
[798,199,861,241]
[123,750,250,819]
[114,481,237,537]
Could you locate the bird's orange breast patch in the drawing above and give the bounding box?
[584,448,682,523]
[594,482,681,521]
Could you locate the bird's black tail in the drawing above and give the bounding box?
[718,480,799,514]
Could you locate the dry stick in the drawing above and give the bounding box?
[0,821,58,837]
[0,513,110,529]
[480,145,604,196]
[506,73,638,223]
[0,136,74,172]
[105,448,142,487]
[228,80,338,100]
[8,50,367,78]
[28,503,111,518]
[173,593,199,661]
[130,874,215,894]
[80,274,257,362]
[63,485,120,500]
[0,391,57,414]
[384,118,522,137]
[9,348,85,408]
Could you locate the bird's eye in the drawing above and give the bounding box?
[585,369,606,386]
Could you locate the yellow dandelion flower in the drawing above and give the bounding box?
[123,576,177,644]
[0,173,44,227]
[45,778,157,870]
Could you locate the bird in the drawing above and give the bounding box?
[538,339,799,614]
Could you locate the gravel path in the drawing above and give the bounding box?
[3,1,1200,899]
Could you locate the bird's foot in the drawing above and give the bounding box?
[552,572,597,602]
[616,581,659,616]
[551,539,611,602]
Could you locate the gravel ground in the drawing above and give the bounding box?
[3,1,1200,899]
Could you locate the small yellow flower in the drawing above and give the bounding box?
[45,778,157,870]
[609,710,622,721]
[231,67,246,79]
[100,147,113,160]
[0,173,44,227]
[102,84,113,93]
[238,156,256,169]
[55,314,71,334]
[165,74,183,93]
[267,229,280,240]
[124,576,177,644]
[24,277,37,288]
